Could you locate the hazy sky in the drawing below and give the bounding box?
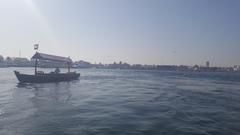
[0,0,239,66]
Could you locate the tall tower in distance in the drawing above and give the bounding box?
[206,61,210,68]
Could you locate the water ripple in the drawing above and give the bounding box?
[0,68,240,135]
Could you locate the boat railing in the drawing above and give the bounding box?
[36,71,44,74]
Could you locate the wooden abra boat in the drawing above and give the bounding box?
[14,71,80,83]
[14,51,80,83]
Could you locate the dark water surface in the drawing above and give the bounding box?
[0,68,240,135]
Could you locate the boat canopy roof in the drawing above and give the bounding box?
[31,52,72,63]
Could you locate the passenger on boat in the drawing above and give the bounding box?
[55,67,60,74]
[37,71,44,74]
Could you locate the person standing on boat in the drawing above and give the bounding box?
[55,67,60,74]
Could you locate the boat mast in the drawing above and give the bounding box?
[35,58,38,75]
[34,44,39,75]
[68,63,70,73]
[67,56,71,73]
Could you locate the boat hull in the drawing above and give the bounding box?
[14,71,80,83]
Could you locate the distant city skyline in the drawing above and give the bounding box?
[0,0,240,67]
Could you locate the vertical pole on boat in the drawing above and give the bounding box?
[67,62,70,73]
[35,59,38,75]
[34,44,39,75]
[67,56,71,73]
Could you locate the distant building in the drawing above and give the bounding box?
[132,64,143,70]
[0,55,4,63]
[73,60,92,68]
[0,55,4,67]
[156,65,177,71]
[233,65,240,71]
[178,65,190,71]
[193,65,200,71]
[14,57,29,64]
[5,57,32,67]
[121,63,131,69]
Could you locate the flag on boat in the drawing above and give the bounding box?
[34,44,39,50]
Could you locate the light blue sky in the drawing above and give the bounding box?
[0,0,239,66]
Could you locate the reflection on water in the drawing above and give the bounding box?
[8,82,75,135]
[0,68,240,135]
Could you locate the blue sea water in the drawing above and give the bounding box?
[0,67,240,135]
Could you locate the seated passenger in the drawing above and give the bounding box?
[37,71,44,74]
[55,67,60,74]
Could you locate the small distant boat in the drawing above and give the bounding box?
[14,47,80,83]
